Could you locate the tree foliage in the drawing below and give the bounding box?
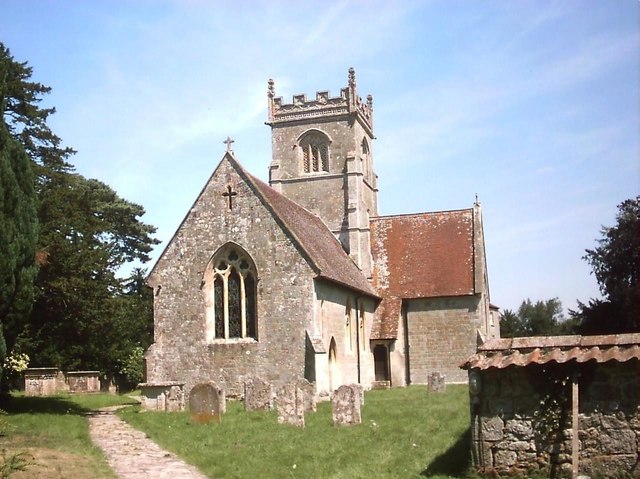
[500,298,571,338]
[571,196,640,334]
[1,42,158,376]
[0,46,39,380]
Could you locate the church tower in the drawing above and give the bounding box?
[266,68,378,278]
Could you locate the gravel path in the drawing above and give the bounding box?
[88,406,209,479]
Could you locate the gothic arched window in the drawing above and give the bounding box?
[299,130,330,173]
[204,244,257,342]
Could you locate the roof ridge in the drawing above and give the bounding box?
[371,207,474,221]
[228,155,377,297]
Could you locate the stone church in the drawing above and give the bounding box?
[144,68,499,398]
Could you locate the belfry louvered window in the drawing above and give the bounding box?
[204,244,257,342]
[299,131,330,173]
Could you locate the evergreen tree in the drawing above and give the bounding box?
[1,42,159,374]
[571,196,640,334]
[500,298,565,337]
[0,47,38,376]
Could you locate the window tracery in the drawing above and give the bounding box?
[204,245,257,342]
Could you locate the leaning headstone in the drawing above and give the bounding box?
[275,383,305,427]
[166,385,184,412]
[189,382,226,423]
[244,377,273,411]
[332,384,362,426]
[296,379,317,413]
[428,372,446,393]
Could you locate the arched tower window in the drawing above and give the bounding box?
[204,244,258,342]
[299,130,330,173]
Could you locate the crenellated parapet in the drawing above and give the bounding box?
[267,67,373,135]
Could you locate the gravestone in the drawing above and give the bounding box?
[428,372,446,393]
[24,368,58,396]
[296,378,317,413]
[352,383,365,406]
[166,385,184,412]
[139,381,186,411]
[157,392,166,411]
[275,383,305,427]
[66,371,100,393]
[244,377,273,411]
[189,382,226,423]
[332,384,362,426]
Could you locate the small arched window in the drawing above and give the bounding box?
[204,244,257,342]
[299,130,330,173]
[345,299,353,353]
[361,138,370,178]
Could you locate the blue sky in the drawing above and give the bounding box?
[2,1,638,315]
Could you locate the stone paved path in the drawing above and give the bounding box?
[88,406,209,479]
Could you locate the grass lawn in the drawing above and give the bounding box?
[0,392,138,479]
[119,385,474,479]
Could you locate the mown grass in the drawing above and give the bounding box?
[119,385,474,479]
[0,392,138,478]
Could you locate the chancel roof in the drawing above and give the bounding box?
[370,209,478,339]
[231,155,377,298]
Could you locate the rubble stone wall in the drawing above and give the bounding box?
[470,361,639,477]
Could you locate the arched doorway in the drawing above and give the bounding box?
[328,337,338,391]
[373,344,390,382]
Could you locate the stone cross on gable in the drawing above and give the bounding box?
[224,136,234,152]
[222,184,238,210]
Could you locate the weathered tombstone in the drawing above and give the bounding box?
[157,392,166,411]
[139,381,185,411]
[166,385,184,412]
[244,377,273,411]
[352,383,365,406]
[275,383,305,427]
[296,379,317,413]
[332,384,362,426]
[24,368,59,396]
[428,372,446,393]
[66,371,100,393]
[189,382,226,424]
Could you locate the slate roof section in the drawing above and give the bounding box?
[231,155,377,298]
[460,333,640,370]
[369,209,477,339]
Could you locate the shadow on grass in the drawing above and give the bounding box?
[421,426,472,478]
[0,395,90,415]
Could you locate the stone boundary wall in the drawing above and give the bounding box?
[469,361,639,477]
[24,369,101,396]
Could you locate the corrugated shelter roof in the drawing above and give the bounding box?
[370,209,477,339]
[461,333,640,370]
[234,156,377,298]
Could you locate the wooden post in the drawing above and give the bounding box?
[571,372,579,479]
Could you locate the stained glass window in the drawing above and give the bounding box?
[245,274,256,338]
[214,276,224,338]
[228,269,241,338]
[206,245,257,341]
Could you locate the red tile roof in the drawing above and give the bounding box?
[460,333,640,370]
[233,156,377,298]
[370,209,477,339]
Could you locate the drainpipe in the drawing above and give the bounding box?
[355,296,362,384]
